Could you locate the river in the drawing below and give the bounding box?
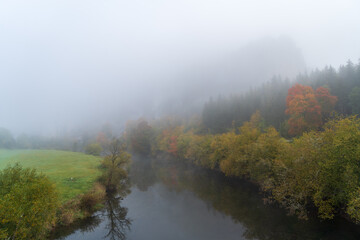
[52,155,360,240]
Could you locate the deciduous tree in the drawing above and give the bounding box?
[285,84,321,136]
[101,139,131,193]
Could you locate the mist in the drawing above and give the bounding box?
[1,0,359,135]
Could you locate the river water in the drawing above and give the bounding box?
[53,155,360,240]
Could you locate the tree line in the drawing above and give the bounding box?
[0,123,114,156]
[125,113,360,223]
[202,60,360,135]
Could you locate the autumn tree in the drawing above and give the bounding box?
[168,135,178,156]
[271,131,322,219]
[315,116,360,220]
[285,84,322,136]
[101,139,131,193]
[185,133,212,168]
[156,126,183,157]
[285,84,337,136]
[219,112,262,177]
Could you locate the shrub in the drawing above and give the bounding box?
[79,183,106,213]
[84,143,102,156]
[0,164,59,239]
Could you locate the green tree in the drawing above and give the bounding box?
[272,116,360,220]
[315,116,360,220]
[349,86,360,114]
[272,131,321,219]
[0,164,59,239]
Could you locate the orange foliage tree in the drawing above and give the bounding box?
[168,135,178,156]
[285,84,337,136]
[286,84,321,136]
[157,126,182,157]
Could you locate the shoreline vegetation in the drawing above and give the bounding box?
[126,113,360,224]
[123,61,360,224]
[0,139,131,240]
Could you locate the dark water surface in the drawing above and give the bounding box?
[54,156,360,240]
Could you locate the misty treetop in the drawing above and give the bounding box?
[202,60,360,135]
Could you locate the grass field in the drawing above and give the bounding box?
[0,149,102,202]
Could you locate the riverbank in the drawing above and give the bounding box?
[56,155,360,240]
[125,115,360,223]
[0,149,108,238]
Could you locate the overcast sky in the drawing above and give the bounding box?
[1,0,359,135]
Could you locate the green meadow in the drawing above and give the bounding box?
[0,149,102,202]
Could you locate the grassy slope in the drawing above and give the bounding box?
[0,149,102,202]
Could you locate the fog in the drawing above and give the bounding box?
[1,0,359,135]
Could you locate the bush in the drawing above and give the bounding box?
[79,183,106,213]
[84,143,102,156]
[58,183,106,226]
[0,164,59,239]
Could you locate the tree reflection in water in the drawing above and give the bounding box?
[49,215,103,240]
[51,170,132,240]
[130,155,360,240]
[55,155,360,240]
[102,195,131,240]
[101,170,132,240]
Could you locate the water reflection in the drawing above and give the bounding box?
[52,174,132,240]
[50,214,102,240]
[103,195,132,240]
[129,155,157,191]
[130,155,360,240]
[57,155,360,240]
